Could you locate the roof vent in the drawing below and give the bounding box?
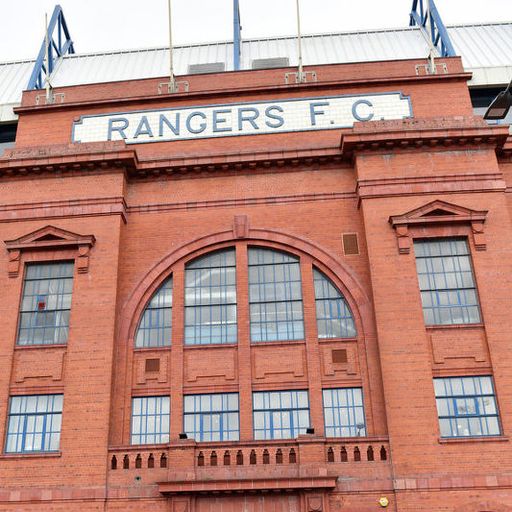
[188,62,226,75]
[252,57,290,70]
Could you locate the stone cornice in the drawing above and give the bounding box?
[0,141,137,176]
[341,117,510,155]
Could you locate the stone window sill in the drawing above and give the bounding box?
[438,436,508,444]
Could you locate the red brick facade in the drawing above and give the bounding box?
[0,57,511,511]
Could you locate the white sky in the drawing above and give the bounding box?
[0,0,510,62]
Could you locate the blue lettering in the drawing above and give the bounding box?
[265,105,285,128]
[133,116,154,138]
[352,99,374,122]
[186,112,207,134]
[159,113,180,136]
[309,102,329,126]
[107,117,129,140]
[212,109,232,133]
[238,107,260,130]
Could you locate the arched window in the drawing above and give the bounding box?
[313,268,356,338]
[134,247,357,347]
[248,248,304,342]
[135,277,173,348]
[184,249,237,345]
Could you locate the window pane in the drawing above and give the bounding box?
[130,396,170,445]
[252,390,310,439]
[414,239,481,326]
[5,394,63,453]
[135,278,173,348]
[313,269,356,338]
[17,263,74,345]
[183,393,239,441]
[322,388,366,437]
[184,250,237,345]
[248,248,304,342]
[434,376,500,438]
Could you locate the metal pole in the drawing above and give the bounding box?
[167,0,177,92]
[295,0,304,82]
[233,0,241,71]
[45,12,52,102]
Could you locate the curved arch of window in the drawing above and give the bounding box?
[313,268,356,338]
[135,277,173,348]
[134,247,357,348]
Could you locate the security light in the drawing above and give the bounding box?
[484,80,512,120]
[306,427,315,434]
[179,433,188,439]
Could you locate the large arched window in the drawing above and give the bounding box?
[134,246,356,347]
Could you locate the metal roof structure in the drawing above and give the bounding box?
[1,22,511,122]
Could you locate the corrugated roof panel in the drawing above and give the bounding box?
[0,22,510,122]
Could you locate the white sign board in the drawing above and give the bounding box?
[72,93,412,145]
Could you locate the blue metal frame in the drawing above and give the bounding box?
[322,388,366,437]
[5,395,63,453]
[131,396,170,445]
[253,390,310,440]
[414,238,481,326]
[183,393,239,441]
[27,4,75,90]
[409,0,456,57]
[233,0,242,71]
[434,376,501,437]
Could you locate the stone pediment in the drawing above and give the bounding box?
[4,225,95,276]
[389,200,487,254]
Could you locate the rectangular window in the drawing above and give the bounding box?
[248,248,304,342]
[434,376,501,438]
[184,393,239,441]
[131,396,170,445]
[253,390,310,440]
[414,238,481,325]
[17,262,74,345]
[323,388,366,437]
[5,395,63,453]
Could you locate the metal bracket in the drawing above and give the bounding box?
[35,92,65,105]
[415,62,448,75]
[158,80,190,94]
[285,71,317,85]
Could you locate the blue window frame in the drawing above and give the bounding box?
[131,396,170,445]
[314,268,356,338]
[183,393,239,441]
[135,277,173,348]
[248,248,304,342]
[434,376,501,438]
[323,388,366,437]
[18,262,74,345]
[5,395,63,453]
[185,250,237,345]
[414,238,481,325]
[253,390,310,440]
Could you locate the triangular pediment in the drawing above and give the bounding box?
[5,225,95,249]
[390,200,487,227]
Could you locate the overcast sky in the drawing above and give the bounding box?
[0,0,510,62]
